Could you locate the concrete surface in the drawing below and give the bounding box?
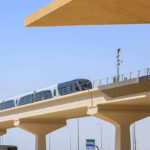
[25,0,150,27]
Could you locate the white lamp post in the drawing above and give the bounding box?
[96,123,103,150]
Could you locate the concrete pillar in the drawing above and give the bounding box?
[0,129,6,145]
[35,134,46,150]
[115,124,130,150]
[14,120,66,150]
[0,129,6,136]
[87,106,150,150]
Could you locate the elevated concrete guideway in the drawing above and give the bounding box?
[0,76,150,150]
[25,0,150,27]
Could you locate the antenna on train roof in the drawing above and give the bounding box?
[116,48,123,81]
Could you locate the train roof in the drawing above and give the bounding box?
[58,78,91,88]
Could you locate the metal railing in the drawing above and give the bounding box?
[92,68,150,88]
[2,68,150,107]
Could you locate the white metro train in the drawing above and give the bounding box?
[0,79,92,111]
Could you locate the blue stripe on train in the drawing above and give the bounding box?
[86,144,95,147]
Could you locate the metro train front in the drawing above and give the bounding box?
[0,79,92,111]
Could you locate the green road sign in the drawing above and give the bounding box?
[86,139,95,143]
[86,139,95,150]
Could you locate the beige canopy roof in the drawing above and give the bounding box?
[25,0,150,27]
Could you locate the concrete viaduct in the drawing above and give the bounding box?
[0,76,150,150]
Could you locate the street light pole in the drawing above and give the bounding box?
[77,118,80,150]
[133,123,137,150]
[101,125,102,150]
[133,125,134,150]
[68,127,72,150]
[97,123,103,150]
[116,48,123,81]
[0,136,2,145]
[49,134,51,150]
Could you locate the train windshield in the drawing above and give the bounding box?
[78,79,92,90]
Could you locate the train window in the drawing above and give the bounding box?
[71,85,75,92]
[78,81,82,84]
[75,85,80,91]
[18,94,33,106]
[59,86,76,95]
[60,88,68,95]
[34,90,52,102]
[0,103,2,110]
[53,90,56,96]
[69,86,73,93]
[44,90,52,99]
[64,88,67,94]
[34,92,41,102]
[2,100,15,110]
[59,88,63,95]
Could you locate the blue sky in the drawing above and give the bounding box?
[0,0,150,150]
